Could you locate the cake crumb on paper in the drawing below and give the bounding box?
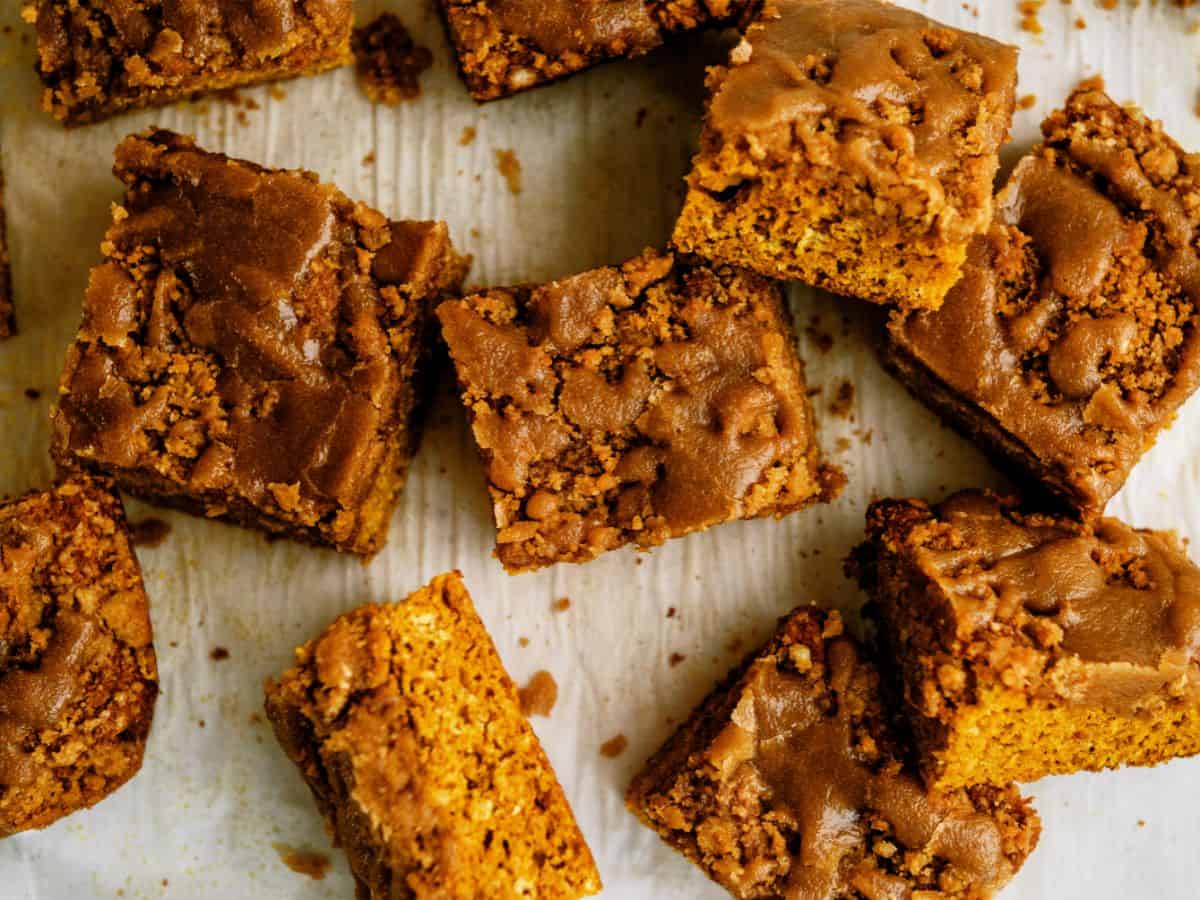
[519,670,557,717]
[496,149,523,194]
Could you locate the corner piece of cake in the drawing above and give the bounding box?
[52,129,468,557]
[852,491,1200,790]
[627,605,1040,899]
[437,0,759,102]
[264,571,602,899]
[0,476,158,836]
[437,249,843,574]
[672,0,1018,310]
[884,82,1200,516]
[23,0,354,125]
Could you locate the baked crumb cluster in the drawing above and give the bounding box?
[627,606,1040,898]
[0,477,158,837]
[853,491,1200,790]
[439,250,842,572]
[887,83,1200,514]
[437,0,758,101]
[23,0,354,125]
[264,572,601,899]
[672,0,1019,310]
[52,130,468,557]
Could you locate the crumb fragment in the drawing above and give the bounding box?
[518,636,530,648]
[668,652,687,668]
[552,597,571,613]
[273,843,331,881]
[495,149,523,194]
[24,388,40,400]
[666,607,677,619]
[352,13,433,105]
[600,734,628,758]
[518,670,558,717]
[459,126,477,146]
[829,380,856,419]
[210,647,230,662]
[1018,94,1037,110]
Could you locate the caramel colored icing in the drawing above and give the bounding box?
[490,0,659,56]
[891,86,1200,512]
[710,636,1013,897]
[709,0,1017,178]
[438,251,828,567]
[917,492,1200,711]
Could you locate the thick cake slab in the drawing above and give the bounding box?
[24,0,354,125]
[673,0,1018,310]
[627,605,1040,898]
[852,491,1200,790]
[52,130,468,557]
[437,249,841,573]
[0,476,158,836]
[885,83,1200,515]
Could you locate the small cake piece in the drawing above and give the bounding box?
[437,249,842,574]
[0,476,158,837]
[852,491,1200,791]
[884,83,1200,515]
[0,154,12,339]
[438,0,758,102]
[264,572,601,899]
[352,13,433,105]
[23,0,353,126]
[627,606,1040,898]
[52,130,468,557]
[672,0,1018,310]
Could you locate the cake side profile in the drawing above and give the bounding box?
[673,0,1018,310]
[23,0,354,126]
[627,605,1040,898]
[264,572,601,899]
[885,82,1200,516]
[438,0,758,102]
[0,476,158,836]
[852,491,1200,790]
[437,249,842,573]
[52,130,468,557]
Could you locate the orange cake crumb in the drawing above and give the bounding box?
[264,572,601,899]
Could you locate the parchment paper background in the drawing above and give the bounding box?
[1,1,1199,897]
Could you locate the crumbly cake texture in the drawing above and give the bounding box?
[0,476,158,837]
[438,0,759,101]
[437,249,843,574]
[851,491,1200,791]
[264,572,601,900]
[0,155,12,339]
[52,130,468,557]
[884,83,1200,516]
[352,13,433,105]
[626,606,1040,899]
[23,0,353,126]
[672,0,1018,311]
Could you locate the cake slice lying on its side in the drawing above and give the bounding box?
[627,605,1040,898]
[852,491,1200,791]
[264,572,602,899]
